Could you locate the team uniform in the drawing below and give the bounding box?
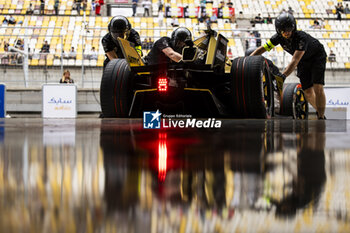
[101,28,142,68]
[264,31,327,90]
[143,37,173,65]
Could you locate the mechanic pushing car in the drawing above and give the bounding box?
[143,27,192,65]
[250,12,327,119]
[102,15,142,68]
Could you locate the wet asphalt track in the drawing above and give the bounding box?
[0,118,350,232]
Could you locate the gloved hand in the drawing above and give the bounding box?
[280,73,286,80]
[274,74,285,95]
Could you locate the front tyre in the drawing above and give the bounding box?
[280,83,309,119]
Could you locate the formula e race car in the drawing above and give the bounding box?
[100,27,308,119]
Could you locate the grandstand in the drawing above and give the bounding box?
[0,0,350,89]
[0,0,93,15]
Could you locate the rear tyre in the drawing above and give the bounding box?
[100,59,134,117]
[230,56,274,118]
[280,83,309,119]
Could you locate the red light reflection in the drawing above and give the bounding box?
[158,133,167,181]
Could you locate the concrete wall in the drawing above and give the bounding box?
[5,88,101,113]
[0,66,103,89]
[1,66,349,89]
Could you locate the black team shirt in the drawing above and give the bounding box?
[144,37,173,65]
[266,30,326,63]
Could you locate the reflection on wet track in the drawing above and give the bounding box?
[0,118,350,232]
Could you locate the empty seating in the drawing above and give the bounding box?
[0,0,349,69]
[0,0,93,16]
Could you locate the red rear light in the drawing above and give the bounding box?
[158,78,168,92]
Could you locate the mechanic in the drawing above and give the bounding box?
[101,15,142,68]
[250,12,327,119]
[143,27,192,65]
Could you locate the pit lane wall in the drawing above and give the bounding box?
[3,85,350,119]
[1,66,350,89]
[324,87,350,119]
[5,88,100,114]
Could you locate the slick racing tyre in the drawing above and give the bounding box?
[280,83,308,119]
[100,59,134,117]
[230,56,274,118]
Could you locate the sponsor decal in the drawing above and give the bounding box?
[327,99,349,106]
[127,55,141,65]
[48,97,73,105]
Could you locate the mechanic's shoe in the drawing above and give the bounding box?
[316,111,326,120]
